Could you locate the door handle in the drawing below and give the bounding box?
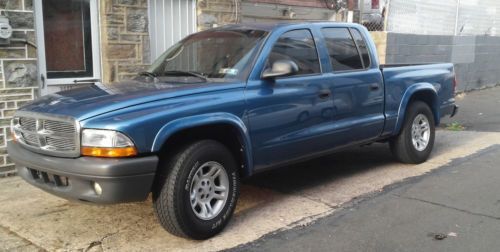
[73,79,100,83]
[318,89,331,99]
[369,83,380,91]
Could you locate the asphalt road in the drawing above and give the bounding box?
[233,86,500,252]
[441,86,500,132]
[233,145,500,252]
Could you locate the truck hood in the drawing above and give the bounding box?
[19,79,243,121]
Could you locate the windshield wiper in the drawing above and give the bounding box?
[137,71,158,78]
[162,70,209,82]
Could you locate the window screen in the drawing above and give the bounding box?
[267,29,320,76]
[351,29,371,68]
[321,28,363,71]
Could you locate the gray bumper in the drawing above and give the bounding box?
[7,141,158,204]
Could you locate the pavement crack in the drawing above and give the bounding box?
[294,193,337,209]
[397,195,500,221]
[0,225,47,252]
[84,231,119,252]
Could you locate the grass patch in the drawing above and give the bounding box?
[445,122,465,131]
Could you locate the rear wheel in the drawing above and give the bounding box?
[390,101,435,164]
[153,140,240,239]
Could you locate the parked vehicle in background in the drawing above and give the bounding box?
[8,22,457,239]
[360,0,387,31]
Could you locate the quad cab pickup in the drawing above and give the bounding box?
[8,22,458,239]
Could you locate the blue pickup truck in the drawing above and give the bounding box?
[8,22,457,239]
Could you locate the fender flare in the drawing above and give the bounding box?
[151,112,254,176]
[394,83,439,134]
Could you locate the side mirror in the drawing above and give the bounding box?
[262,60,299,79]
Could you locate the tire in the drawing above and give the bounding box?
[390,101,435,164]
[153,140,240,239]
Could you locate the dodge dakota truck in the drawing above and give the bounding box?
[8,22,458,239]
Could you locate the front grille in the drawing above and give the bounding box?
[12,112,80,157]
[43,120,76,134]
[46,137,76,151]
[21,132,39,146]
[19,117,36,131]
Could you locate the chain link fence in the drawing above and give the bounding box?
[386,0,500,36]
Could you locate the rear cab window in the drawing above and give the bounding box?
[266,29,321,76]
[321,27,371,72]
[350,29,371,68]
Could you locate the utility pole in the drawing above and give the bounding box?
[359,0,365,24]
[454,0,461,35]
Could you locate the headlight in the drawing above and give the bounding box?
[81,129,137,157]
[10,117,20,142]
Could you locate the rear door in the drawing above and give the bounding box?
[319,27,385,144]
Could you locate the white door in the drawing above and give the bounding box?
[34,0,101,95]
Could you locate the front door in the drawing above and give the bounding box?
[34,0,101,95]
[246,29,335,170]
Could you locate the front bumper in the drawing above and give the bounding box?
[7,141,158,204]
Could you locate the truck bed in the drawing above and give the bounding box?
[379,63,448,69]
[380,62,456,136]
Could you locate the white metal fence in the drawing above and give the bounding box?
[386,0,500,36]
[148,0,197,60]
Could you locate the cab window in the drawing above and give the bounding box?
[266,29,321,76]
[321,28,364,71]
[350,29,371,68]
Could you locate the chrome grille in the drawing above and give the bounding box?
[12,112,80,157]
[43,120,76,134]
[19,117,36,131]
[21,132,39,146]
[46,137,76,151]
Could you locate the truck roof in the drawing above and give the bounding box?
[214,21,363,32]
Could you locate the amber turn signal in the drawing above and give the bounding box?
[81,146,137,158]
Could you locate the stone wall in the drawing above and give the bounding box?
[197,0,241,30]
[0,0,37,175]
[100,0,151,83]
[246,0,327,8]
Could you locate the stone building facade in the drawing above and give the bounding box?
[100,0,151,83]
[0,0,152,175]
[0,0,37,175]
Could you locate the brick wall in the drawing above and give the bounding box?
[100,0,151,83]
[0,0,37,175]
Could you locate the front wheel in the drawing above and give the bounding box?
[390,101,435,164]
[153,140,240,239]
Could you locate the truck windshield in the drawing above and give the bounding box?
[148,29,269,82]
